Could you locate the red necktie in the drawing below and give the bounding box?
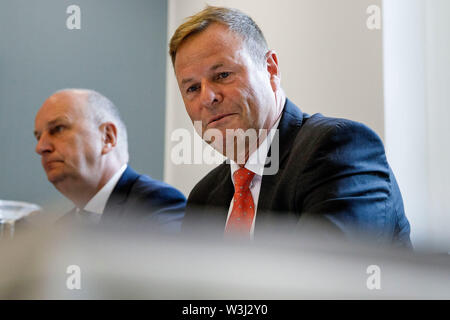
[225,167,256,236]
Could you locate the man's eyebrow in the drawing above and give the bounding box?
[47,117,69,126]
[181,78,194,86]
[181,64,226,86]
[210,63,224,71]
[34,116,69,138]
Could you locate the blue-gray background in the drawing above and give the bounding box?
[0,0,168,211]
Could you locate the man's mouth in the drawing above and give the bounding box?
[44,159,63,170]
[207,113,237,127]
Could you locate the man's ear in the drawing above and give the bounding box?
[100,122,118,155]
[265,50,281,92]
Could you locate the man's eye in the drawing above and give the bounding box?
[187,85,200,93]
[51,125,65,134]
[217,72,230,80]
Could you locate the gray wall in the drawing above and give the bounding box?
[0,0,168,211]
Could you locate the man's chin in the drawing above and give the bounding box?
[202,136,224,153]
[46,172,66,185]
[205,140,247,163]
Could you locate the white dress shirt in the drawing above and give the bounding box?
[75,164,128,224]
[226,116,282,237]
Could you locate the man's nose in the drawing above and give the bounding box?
[200,80,222,109]
[35,132,53,155]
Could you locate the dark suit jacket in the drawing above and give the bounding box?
[60,166,186,233]
[184,99,411,247]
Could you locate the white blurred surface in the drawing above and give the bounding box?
[383,0,450,250]
[0,200,41,222]
[1,226,449,299]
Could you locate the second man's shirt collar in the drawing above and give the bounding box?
[83,164,128,214]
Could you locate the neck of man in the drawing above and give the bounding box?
[56,159,125,209]
[233,90,286,166]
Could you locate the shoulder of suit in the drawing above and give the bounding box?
[129,172,186,201]
[188,163,229,198]
[299,113,383,144]
[277,112,386,171]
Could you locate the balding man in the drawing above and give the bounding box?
[34,89,186,232]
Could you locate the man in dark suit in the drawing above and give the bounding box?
[34,89,185,233]
[169,6,411,246]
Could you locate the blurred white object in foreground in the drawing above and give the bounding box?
[0,200,41,238]
[1,223,450,299]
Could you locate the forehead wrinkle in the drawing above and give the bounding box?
[181,63,226,86]
[176,34,239,70]
[177,49,240,77]
[50,92,90,118]
[34,90,91,138]
[175,26,250,89]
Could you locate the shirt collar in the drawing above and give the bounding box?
[83,164,128,214]
[230,114,282,181]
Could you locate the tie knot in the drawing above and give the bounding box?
[233,167,255,189]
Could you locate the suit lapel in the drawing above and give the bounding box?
[57,207,78,227]
[269,98,304,169]
[101,166,140,223]
[206,164,234,222]
[256,99,305,226]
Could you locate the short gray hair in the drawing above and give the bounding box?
[169,5,269,67]
[86,90,129,163]
[53,89,129,163]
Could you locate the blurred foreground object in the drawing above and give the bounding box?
[0,224,449,299]
[0,200,41,238]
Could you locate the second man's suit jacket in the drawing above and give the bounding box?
[61,166,186,233]
[184,99,411,247]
